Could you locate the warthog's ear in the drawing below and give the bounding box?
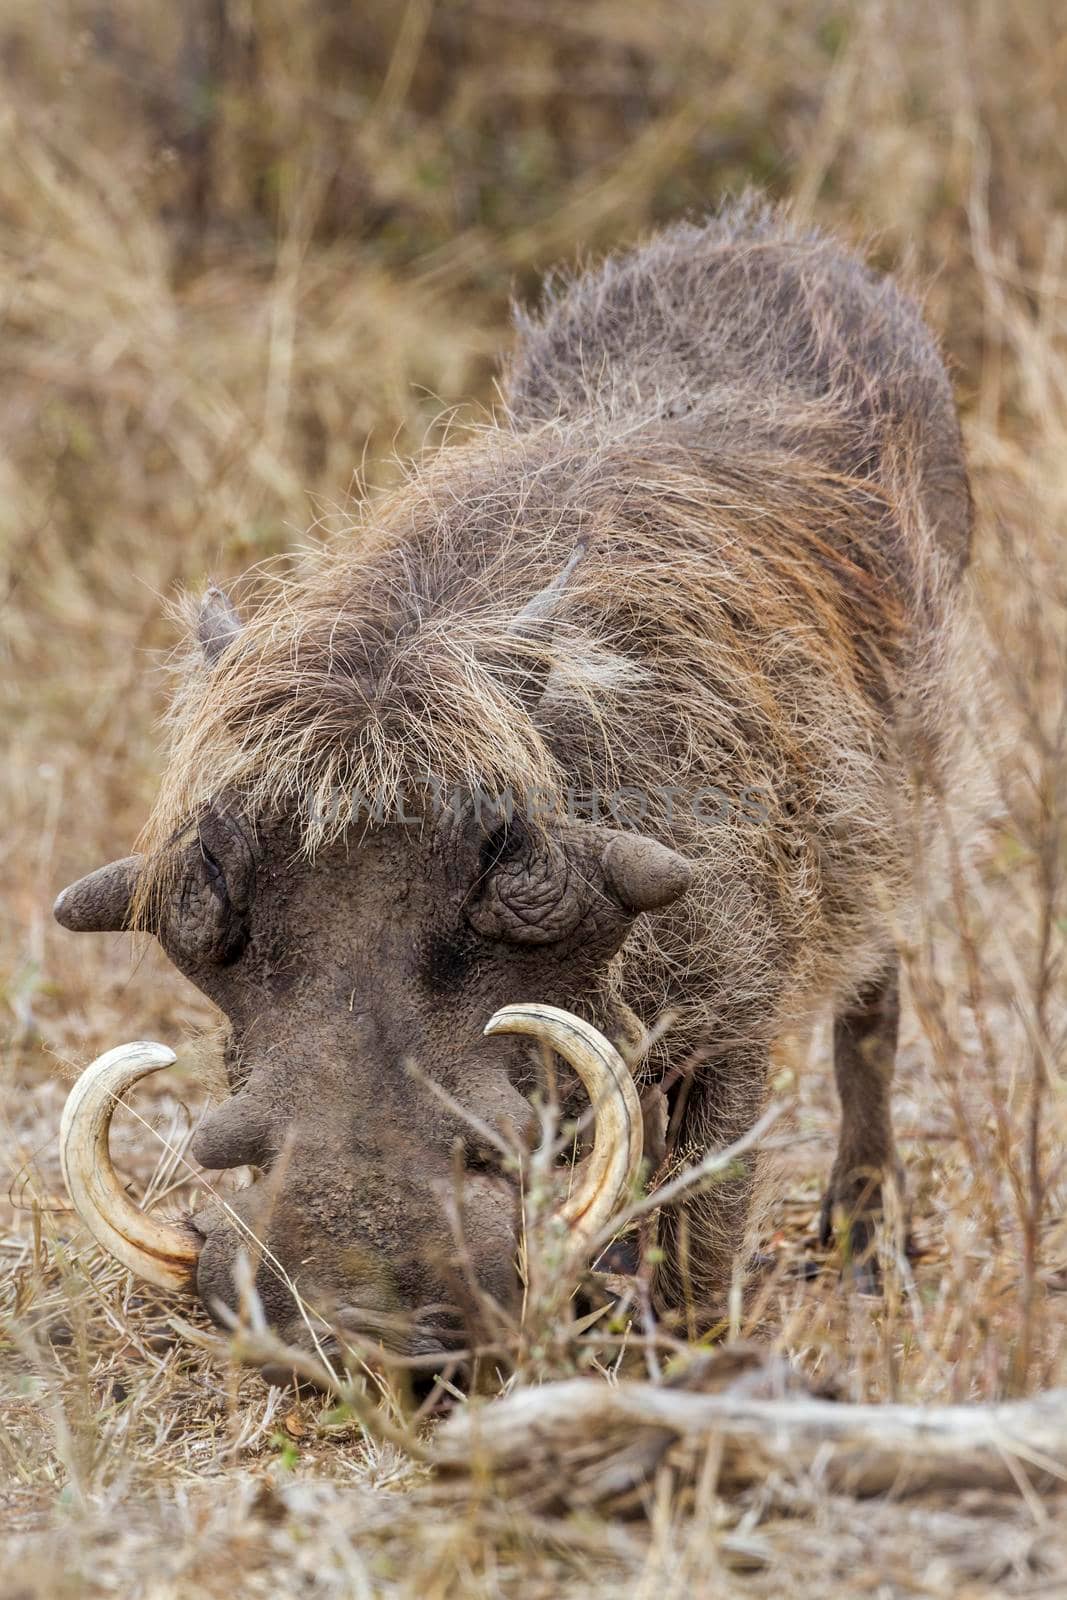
[196,584,243,666]
[600,832,692,914]
[505,542,587,710]
[53,855,142,933]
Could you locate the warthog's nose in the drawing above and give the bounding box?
[189,1153,522,1358]
[192,1187,409,1342]
[256,1308,470,1398]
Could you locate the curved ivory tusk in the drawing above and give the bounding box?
[484,1004,643,1241]
[60,1042,201,1292]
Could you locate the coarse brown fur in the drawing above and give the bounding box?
[58,195,977,1332]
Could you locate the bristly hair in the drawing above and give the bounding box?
[137,418,913,892]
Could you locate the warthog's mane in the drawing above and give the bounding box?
[138,417,947,972]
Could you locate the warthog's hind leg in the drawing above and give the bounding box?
[818,957,903,1286]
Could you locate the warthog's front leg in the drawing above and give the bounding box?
[652,1047,769,1325]
[819,957,903,1283]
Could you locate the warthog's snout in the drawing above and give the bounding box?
[60,1007,643,1359]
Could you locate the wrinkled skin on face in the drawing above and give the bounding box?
[58,798,689,1359]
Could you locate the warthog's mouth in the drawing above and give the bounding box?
[59,1004,644,1343]
[256,1319,471,1398]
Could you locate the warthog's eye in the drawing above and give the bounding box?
[423,926,482,993]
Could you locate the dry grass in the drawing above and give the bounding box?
[2,1,1066,1594]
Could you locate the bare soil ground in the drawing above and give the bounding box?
[2,3,1066,1596]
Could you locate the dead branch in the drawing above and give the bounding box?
[433,1356,1067,1511]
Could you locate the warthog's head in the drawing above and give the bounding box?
[54,576,692,1370]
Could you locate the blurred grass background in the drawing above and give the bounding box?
[2,0,1063,1059]
[2,3,1066,1593]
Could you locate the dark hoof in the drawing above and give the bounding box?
[817,1188,882,1292]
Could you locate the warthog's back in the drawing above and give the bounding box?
[505,195,971,582]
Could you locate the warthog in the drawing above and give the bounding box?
[55,196,973,1360]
